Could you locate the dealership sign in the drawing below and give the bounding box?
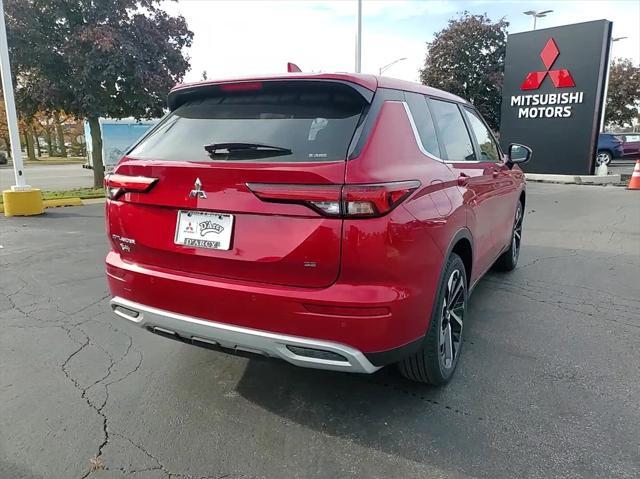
[499,21,612,175]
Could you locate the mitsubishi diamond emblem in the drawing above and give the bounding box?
[189,178,207,199]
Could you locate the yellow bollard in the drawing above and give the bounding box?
[2,188,44,217]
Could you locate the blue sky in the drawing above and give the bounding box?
[164,0,640,83]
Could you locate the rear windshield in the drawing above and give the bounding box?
[128,81,368,162]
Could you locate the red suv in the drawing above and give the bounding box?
[106,73,531,385]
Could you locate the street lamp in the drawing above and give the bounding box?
[523,10,553,30]
[379,57,407,75]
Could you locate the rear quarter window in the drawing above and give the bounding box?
[128,82,368,163]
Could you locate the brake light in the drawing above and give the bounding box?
[219,82,263,92]
[342,182,419,217]
[247,181,419,218]
[104,174,158,200]
[246,183,342,216]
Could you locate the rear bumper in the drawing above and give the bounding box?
[111,296,379,373]
[106,251,429,358]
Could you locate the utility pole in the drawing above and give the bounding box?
[355,0,362,73]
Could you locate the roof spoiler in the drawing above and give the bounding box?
[167,78,375,111]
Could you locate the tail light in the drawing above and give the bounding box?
[247,181,419,218]
[104,174,158,200]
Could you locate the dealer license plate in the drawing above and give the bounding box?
[174,210,234,250]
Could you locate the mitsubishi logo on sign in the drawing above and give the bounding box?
[521,38,575,90]
[508,36,585,120]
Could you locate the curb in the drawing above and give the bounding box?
[81,198,106,205]
[43,198,84,208]
[525,173,622,185]
[0,197,86,214]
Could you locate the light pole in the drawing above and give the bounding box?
[379,57,407,76]
[523,10,553,30]
[355,0,362,73]
[600,36,628,132]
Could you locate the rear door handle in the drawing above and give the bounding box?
[492,169,500,178]
[457,173,470,186]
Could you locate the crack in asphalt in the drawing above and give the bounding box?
[109,432,250,479]
[0,272,141,478]
[2,271,245,479]
[484,278,640,331]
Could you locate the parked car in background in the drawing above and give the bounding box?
[617,133,640,162]
[596,133,624,166]
[105,73,531,386]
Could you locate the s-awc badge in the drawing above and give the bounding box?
[174,210,234,250]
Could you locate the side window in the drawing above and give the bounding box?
[463,107,501,163]
[404,92,441,158]
[429,99,476,162]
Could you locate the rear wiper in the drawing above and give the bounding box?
[204,142,292,155]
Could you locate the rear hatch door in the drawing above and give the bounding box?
[107,80,371,288]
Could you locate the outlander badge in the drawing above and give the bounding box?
[189,178,207,199]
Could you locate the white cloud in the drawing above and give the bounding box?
[164,0,638,85]
[163,0,434,82]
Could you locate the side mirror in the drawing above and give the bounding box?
[507,143,532,168]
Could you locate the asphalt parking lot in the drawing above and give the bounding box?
[1,182,639,479]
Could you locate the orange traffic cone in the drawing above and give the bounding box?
[628,160,640,190]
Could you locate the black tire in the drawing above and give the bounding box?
[494,201,523,272]
[398,253,467,385]
[595,150,612,166]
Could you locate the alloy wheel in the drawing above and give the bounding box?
[439,269,465,370]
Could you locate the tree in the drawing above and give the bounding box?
[0,98,9,156]
[6,0,193,186]
[605,58,640,129]
[33,111,55,156]
[52,110,67,157]
[420,12,508,131]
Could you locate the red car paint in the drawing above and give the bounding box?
[105,73,525,363]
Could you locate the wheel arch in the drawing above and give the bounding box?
[445,228,473,287]
[365,228,473,368]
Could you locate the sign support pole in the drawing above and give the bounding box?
[0,0,43,216]
[0,0,27,189]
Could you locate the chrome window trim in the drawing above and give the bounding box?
[400,101,483,164]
